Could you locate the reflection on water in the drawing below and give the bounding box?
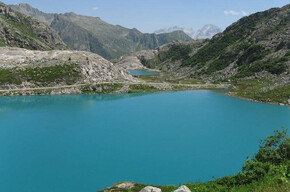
[0,93,152,112]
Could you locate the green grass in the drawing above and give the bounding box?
[128,84,158,93]
[0,40,5,47]
[230,79,290,104]
[81,83,124,94]
[182,33,239,68]
[162,44,192,62]
[0,64,82,85]
[0,69,22,85]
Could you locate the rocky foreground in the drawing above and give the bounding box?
[100,182,191,192]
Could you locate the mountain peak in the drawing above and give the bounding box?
[154,24,222,40]
[193,24,222,39]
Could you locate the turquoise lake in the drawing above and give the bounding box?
[129,70,158,76]
[0,90,289,192]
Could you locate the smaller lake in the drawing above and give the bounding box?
[129,70,158,76]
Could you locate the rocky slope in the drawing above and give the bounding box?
[0,47,134,90]
[10,3,193,59]
[113,49,158,70]
[0,2,67,50]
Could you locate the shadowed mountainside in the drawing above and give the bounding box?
[0,2,67,50]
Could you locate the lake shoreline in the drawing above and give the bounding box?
[226,92,290,107]
[0,82,289,106]
[0,82,228,96]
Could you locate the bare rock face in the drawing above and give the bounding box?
[0,47,134,89]
[113,49,158,70]
[174,185,191,192]
[113,56,146,70]
[139,186,162,192]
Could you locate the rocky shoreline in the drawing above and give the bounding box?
[227,92,290,106]
[100,182,191,192]
[0,82,229,96]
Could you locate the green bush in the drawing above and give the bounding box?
[255,129,289,164]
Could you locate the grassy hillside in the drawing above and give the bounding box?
[180,4,289,77]
[146,4,289,77]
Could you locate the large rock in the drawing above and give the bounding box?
[174,185,191,192]
[115,182,135,189]
[139,186,161,192]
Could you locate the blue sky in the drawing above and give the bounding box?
[2,0,289,32]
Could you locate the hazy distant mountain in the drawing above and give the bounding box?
[10,3,192,59]
[192,24,222,39]
[155,24,222,39]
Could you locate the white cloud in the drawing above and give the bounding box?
[224,10,240,15]
[241,11,248,16]
[224,10,248,16]
[93,7,99,11]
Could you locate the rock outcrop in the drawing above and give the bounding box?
[174,185,191,192]
[113,56,147,70]
[139,186,162,192]
[113,49,158,70]
[115,182,135,189]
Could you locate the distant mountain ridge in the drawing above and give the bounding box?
[10,3,193,59]
[154,24,222,39]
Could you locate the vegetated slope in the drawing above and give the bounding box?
[0,2,67,50]
[10,3,193,59]
[99,129,290,192]
[145,4,289,78]
[130,4,290,104]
